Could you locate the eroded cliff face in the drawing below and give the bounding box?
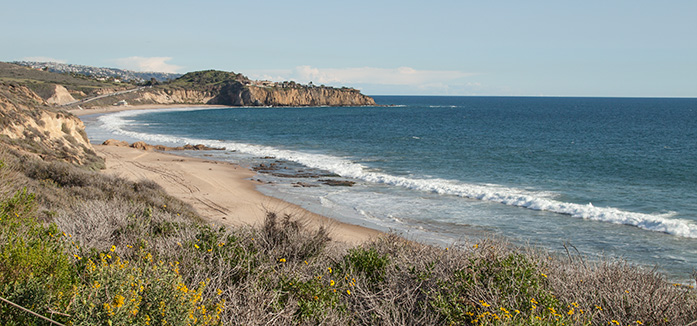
[46,84,76,105]
[242,86,376,106]
[210,84,376,107]
[0,83,101,166]
[137,88,216,104]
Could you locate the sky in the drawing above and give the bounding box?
[1,0,695,97]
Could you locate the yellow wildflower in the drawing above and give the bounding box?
[110,245,116,252]
[114,295,125,308]
[279,258,286,263]
[330,280,335,286]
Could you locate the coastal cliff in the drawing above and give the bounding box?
[1,62,376,109]
[148,70,376,107]
[137,88,217,104]
[0,83,101,166]
[213,83,376,107]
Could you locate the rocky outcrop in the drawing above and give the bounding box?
[209,83,375,107]
[223,85,376,107]
[0,83,101,166]
[46,84,76,105]
[102,139,224,151]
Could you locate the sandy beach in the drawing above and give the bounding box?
[68,103,231,117]
[78,104,381,245]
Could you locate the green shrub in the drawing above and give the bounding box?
[430,248,580,325]
[0,189,76,325]
[343,247,390,287]
[274,275,344,323]
[69,251,223,326]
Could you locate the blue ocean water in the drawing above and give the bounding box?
[83,96,697,281]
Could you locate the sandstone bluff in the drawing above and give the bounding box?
[64,70,376,109]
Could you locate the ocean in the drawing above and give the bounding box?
[82,96,697,282]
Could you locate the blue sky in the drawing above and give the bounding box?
[1,0,695,97]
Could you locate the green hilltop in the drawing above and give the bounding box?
[165,70,250,88]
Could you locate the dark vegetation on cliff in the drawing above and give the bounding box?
[1,61,696,325]
[164,70,251,89]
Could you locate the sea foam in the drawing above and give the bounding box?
[99,109,697,238]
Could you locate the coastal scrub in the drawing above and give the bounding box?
[0,147,696,325]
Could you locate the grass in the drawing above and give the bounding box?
[0,145,696,325]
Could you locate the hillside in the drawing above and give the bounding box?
[1,62,376,108]
[0,62,134,105]
[0,82,103,167]
[13,61,182,83]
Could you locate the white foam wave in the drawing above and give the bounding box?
[98,110,697,238]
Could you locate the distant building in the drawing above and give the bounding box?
[114,100,128,106]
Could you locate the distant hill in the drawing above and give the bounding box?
[1,61,376,108]
[12,61,182,83]
[0,62,135,104]
[166,70,250,89]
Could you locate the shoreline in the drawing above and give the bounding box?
[77,104,382,245]
[68,103,232,117]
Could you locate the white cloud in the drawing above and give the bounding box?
[245,66,485,95]
[113,56,183,73]
[290,66,475,86]
[21,56,66,63]
[248,66,475,87]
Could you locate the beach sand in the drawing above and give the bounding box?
[82,104,381,245]
[68,104,230,117]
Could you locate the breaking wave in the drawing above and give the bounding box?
[99,109,697,238]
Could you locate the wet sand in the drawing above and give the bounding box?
[82,104,382,245]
